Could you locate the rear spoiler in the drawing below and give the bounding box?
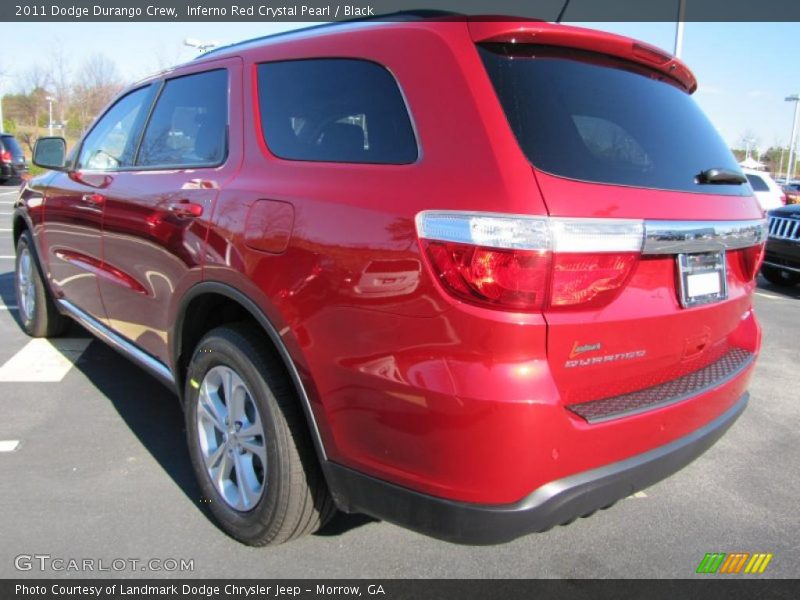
[467,19,697,93]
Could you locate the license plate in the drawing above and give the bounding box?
[677,251,727,308]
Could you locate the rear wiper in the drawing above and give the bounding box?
[696,168,747,185]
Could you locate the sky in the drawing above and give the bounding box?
[1,20,798,152]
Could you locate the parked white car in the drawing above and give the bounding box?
[743,168,786,211]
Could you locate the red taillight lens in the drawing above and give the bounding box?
[550,253,639,309]
[424,241,551,310]
[781,194,788,206]
[737,243,766,281]
[0,151,11,163]
[417,213,644,312]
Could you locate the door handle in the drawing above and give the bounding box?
[81,193,105,206]
[167,201,203,218]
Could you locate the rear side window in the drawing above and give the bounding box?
[257,59,417,164]
[480,44,747,196]
[137,69,228,168]
[1,136,23,157]
[746,174,769,192]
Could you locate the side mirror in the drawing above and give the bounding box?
[33,137,67,171]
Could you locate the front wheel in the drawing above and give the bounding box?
[184,324,335,546]
[15,231,69,337]
[761,264,800,287]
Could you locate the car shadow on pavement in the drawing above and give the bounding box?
[69,338,224,531]
[0,272,22,328]
[67,331,374,540]
[756,275,800,300]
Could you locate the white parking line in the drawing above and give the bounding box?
[0,255,14,259]
[0,440,20,452]
[755,291,782,300]
[0,306,18,311]
[0,228,12,232]
[0,338,92,382]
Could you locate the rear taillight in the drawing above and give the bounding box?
[737,243,766,281]
[416,212,643,312]
[780,193,788,206]
[0,151,11,163]
[424,241,551,310]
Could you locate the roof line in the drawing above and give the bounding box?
[198,10,464,59]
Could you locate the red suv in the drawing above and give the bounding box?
[14,15,766,546]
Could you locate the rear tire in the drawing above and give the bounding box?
[761,264,800,287]
[14,231,69,337]
[184,323,335,546]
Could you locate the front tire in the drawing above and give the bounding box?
[15,231,69,337]
[184,324,335,546]
[761,264,800,287]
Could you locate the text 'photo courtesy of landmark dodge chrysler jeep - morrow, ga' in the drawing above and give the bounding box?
[13,13,767,546]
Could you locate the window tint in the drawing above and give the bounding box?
[78,86,153,170]
[137,69,228,168]
[257,59,417,164]
[746,174,769,192]
[480,45,747,196]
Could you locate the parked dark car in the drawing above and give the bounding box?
[0,134,28,183]
[763,204,800,285]
[13,14,765,547]
[782,182,800,205]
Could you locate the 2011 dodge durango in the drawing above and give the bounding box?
[13,14,766,546]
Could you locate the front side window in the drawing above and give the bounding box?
[137,69,228,168]
[257,59,417,164]
[78,85,153,170]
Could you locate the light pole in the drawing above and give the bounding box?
[674,0,686,58]
[0,75,5,134]
[46,96,54,136]
[183,38,219,53]
[786,94,800,182]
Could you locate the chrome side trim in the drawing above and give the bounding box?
[643,219,767,255]
[57,299,175,389]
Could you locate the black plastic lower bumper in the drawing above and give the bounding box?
[323,392,748,545]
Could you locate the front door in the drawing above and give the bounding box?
[42,84,156,324]
[98,60,242,363]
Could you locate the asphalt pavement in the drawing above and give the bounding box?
[0,182,797,578]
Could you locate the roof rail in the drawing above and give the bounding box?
[198,10,464,59]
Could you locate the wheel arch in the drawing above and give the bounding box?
[172,281,329,462]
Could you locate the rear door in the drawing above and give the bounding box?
[41,85,156,324]
[97,59,242,364]
[479,43,764,408]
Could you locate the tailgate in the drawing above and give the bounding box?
[477,35,765,413]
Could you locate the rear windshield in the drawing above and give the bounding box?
[745,174,769,192]
[479,44,747,196]
[1,135,24,156]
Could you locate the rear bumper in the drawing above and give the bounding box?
[324,392,748,545]
[0,162,26,179]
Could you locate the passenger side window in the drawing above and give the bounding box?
[78,85,153,170]
[137,69,228,168]
[257,59,417,164]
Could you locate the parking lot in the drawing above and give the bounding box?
[0,181,797,578]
